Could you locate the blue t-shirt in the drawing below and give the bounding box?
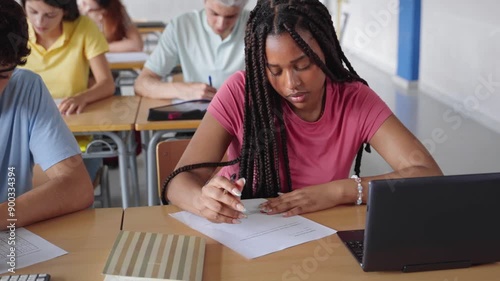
[0,69,81,201]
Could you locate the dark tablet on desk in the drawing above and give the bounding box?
[135,21,166,28]
[147,99,210,121]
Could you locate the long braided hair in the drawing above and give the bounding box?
[161,0,370,204]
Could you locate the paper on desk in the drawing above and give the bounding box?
[0,228,67,274]
[105,52,149,63]
[53,98,63,106]
[170,198,337,259]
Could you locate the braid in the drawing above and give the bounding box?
[243,0,372,191]
[280,0,370,177]
[161,158,240,205]
[163,0,373,204]
[239,11,284,198]
[273,98,292,192]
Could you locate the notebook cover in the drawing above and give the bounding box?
[147,100,209,121]
[102,231,205,281]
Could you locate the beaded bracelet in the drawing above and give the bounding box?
[350,175,363,205]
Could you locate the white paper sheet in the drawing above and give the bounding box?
[53,98,63,106]
[0,228,67,274]
[170,198,337,259]
[105,52,149,63]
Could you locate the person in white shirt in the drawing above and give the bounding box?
[134,0,249,100]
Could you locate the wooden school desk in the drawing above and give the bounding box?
[134,21,166,35]
[134,97,201,206]
[122,205,500,281]
[63,96,141,208]
[105,52,149,70]
[9,208,123,280]
[134,21,166,52]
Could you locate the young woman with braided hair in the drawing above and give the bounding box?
[163,0,442,224]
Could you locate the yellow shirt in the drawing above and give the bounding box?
[23,16,109,99]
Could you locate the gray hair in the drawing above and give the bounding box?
[215,0,249,7]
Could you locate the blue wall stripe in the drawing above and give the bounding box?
[397,0,421,81]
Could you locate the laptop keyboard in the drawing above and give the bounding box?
[345,240,364,263]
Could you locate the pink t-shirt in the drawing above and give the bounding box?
[208,71,392,191]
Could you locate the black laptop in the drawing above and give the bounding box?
[337,172,500,272]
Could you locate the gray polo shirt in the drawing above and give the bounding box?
[145,8,249,90]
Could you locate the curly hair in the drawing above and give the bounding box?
[0,0,31,67]
[161,0,369,204]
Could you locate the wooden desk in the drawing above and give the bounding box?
[109,61,145,70]
[137,26,165,34]
[123,205,500,281]
[11,208,123,280]
[135,97,200,206]
[63,96,140,132]
[134,21,165,53]
[64,96,141,208]
[135,97,200,131]
[134,21,166,35]
[105,52,149,70]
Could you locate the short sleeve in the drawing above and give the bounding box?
[28,76,81,171]
[207,71,246,137]
[350,83,393,142]
[82,16,109,60]
[144,18,180,77]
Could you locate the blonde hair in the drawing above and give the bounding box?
[215,0,248,7]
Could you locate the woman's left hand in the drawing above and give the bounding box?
[59,95,87,115]
[258,184,343,217]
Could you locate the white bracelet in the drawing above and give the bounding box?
[350,175,363,205]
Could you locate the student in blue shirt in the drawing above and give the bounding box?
[0,0,94,230]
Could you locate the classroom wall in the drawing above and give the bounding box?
[420,0,500,128]
[123,0,499,128]
[121,0,258,22]
[335,0,500,131]
[336,0,399,74]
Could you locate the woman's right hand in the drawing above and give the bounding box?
[195,176,247,224]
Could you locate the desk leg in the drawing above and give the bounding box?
[127,131,140,206]
[141,130,150,174]
[147,131,164,206]
[141,130,150,200]
[102,132,130,208]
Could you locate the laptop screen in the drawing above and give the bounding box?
[338,172,500,272]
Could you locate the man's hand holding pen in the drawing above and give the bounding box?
[196,175,247,224]
[182,82,216,100]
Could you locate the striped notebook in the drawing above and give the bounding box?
[103,231,205,281]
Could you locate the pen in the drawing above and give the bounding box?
[208,75,212,87]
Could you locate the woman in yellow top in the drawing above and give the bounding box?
[21,0,114,115]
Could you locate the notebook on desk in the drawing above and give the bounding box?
[337,172,500,272]
[103,231,205,281]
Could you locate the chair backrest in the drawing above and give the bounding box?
[156,139,228,202]
[156,139,191,201]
